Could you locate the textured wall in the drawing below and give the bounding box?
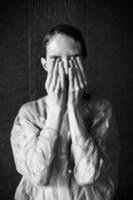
[0,0,29,198]
[0,0,133,199]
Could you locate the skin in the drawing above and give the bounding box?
[41,33,88,144]
[42,34,87,109]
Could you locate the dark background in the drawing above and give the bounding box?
[0,0,133,199]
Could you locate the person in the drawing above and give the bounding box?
[10,24,120,200]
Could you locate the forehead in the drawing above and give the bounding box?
[46,34,82,57]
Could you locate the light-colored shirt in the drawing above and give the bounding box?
[10,94,120,200]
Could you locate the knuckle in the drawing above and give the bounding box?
[75,87,79,92]
[80,83,84,89]
[55,89,59,95]
[45,83,48,90]
[49,85,54,92]
[54,90,57,95]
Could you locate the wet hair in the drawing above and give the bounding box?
[41,24,87,59]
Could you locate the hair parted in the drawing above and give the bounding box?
[41,24,87,59]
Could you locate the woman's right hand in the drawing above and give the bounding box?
[45,58,66,112]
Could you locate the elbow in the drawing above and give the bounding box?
[31,169,50,187]
[17,165,50,187]
[74,162,96,186]
[33,177,49,187]
[27,152,52,186]
[75,173,95,186]
[15,163,50,186]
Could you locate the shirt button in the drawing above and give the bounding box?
[40,116,45,122]
[68,169,72,174]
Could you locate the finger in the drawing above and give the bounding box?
[59,61,65,91]
[68,60,74,92]
[55,74,61,95]
[71,57,84,89]
[76,56,87,85]
[74,75,80,92]
[45,58,57,89]
[50,59,60,90]
[70,58,81,90]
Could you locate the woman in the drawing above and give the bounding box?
[11,24,120,200]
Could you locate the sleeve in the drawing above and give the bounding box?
[10,103,58,187]
[71,100,120,199]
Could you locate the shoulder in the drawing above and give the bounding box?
[90,95,112,113]
[83,94,118,139]
[18,96,47,120]
[82,93,113,120]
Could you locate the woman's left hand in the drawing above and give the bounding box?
[67,56,87,110]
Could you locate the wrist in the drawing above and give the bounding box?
[67,104,80,114]
[49,105,65,114]
[46,107,64,130]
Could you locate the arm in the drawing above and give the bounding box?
[68,100,120,200]
[11,59,66,187]
[68,105,98,185]
[67,57,120,199]
[10,103,64,187]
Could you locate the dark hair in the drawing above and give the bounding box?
[41,24,87,59]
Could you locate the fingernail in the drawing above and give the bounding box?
[77,56,81,61]
[56,59,60,64]
[68,59,72,65]
[68,66,72,72]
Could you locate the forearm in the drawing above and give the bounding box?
[11,127,57,186]
[68,98,119,199]
[68,107,100,185]
[34,108,64,182]
[68,107,90,164]
[68,107,86,145]
[45,106,64,132]
[11,107,64,186]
